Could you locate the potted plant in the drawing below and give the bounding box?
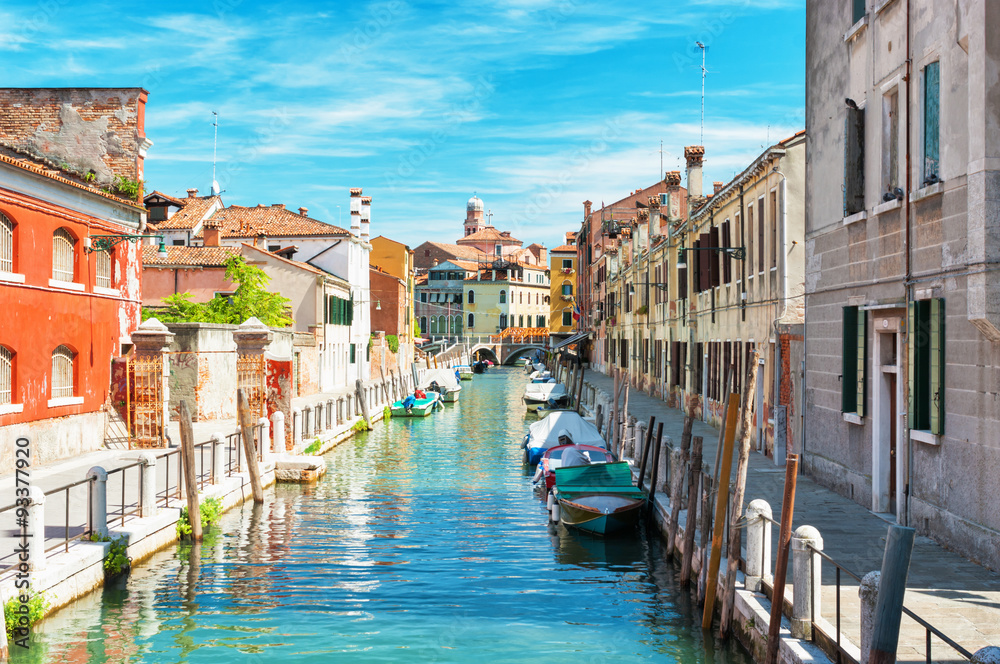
[636,305,648,316]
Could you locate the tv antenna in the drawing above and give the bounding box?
[696,41,707,145]
[211,111,220,195]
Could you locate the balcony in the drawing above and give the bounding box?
[560,267,575,275]
[560,294,574,302]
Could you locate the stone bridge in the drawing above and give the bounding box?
[469,342,546,365]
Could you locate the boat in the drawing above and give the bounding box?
[533,444,616,491]
[527,361,546,375]
[521,410,607,466]
[390,392,441,417]
[456,365,474,381]
[528,370,554,383]
[553,462,646,536]
[472,360,488,374]
[418,368,462,403]
[535,403,575,418]
[522,382,568,411]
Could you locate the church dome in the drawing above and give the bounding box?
[467,195,484,212]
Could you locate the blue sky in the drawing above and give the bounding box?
[2,0,804,250]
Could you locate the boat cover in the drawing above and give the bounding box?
[532,362,546,372]
[555,462,643,495]
[419,368,461,390]
[523,382,566,402]
[526,411,607,456]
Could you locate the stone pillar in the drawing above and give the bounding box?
[212,433,225,483]
[859,571,881,664]
[304,406,313,440]
[327,399,334,428]
[315,402,324,432]
[233,317,273,423]
[336,398,344,425]
[972,647,1000,664]
[129,318,175,447]
[774,405,787,466]
[258,416,271,463]
[745,499,773,592]
[657,435,671,493]
[88,466,109,539]
[138,452,158,518]
[292,409,302,451]
[27,486,45,572]
[272,411,285,456]
[634,422,645,463]
[791,525,823,639]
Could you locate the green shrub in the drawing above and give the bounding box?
[177,497,224,539]
[383,405,392,420]
[90,531,131,576]
[386,335,400,353]
[5,590,48,641]
[352,419,371,432]
[303,438,322,455]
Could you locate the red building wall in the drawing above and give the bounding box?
[0,186,143,427]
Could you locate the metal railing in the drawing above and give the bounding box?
[226,423,264,476]
[106,460,144,527]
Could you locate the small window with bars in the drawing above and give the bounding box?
[51,345,74,398]
[0,346,12,405]
[52,229,76,282]
[0,214,13,274]
[96,250,112,289]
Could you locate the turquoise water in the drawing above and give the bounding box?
[16,368,752,663]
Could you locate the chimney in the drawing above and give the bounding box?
[360,195,372,242]
[203,218,220,247]
[256,233,266,248]
[350,187,362,238]
[186,188,198,198]
[714,181,724,194]
[299,207,308,216]
[684,146,705,212]
[664,171,682,186]
[583,200,592,218]
[272,203,286,210]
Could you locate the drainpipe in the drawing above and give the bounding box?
[769,160,789,460]
[902,0,913,528]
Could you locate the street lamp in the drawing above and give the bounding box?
[85,233,168,258]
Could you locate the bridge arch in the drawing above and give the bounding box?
[502,345,546,365]
[471,346,499,364]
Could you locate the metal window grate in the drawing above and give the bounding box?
[52,345,74,398]
[52,229,75,282]
[0,346,11,405]
[0,214,12,273]
[96,249,112,289]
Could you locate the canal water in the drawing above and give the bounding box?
[17,368,752,663]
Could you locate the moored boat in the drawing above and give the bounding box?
[553,462,646,536]
[522,382,568,411]
[521,411,607,466]
[418,368,462,403]
[528,370,554,383]
[390,393,441,417]
[456,365,474,381]
[533,444,616,491]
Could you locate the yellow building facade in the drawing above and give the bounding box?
[549,234,578,341]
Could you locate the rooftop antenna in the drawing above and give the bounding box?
[660,140,664,179]
[696,41,706,145]
[211,111,220,196]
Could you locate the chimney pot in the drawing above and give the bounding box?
[583,200,592,218]
[714,181,724,194]
[299,207,308,216]
[186,188,198,198]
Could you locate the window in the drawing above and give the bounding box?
[499,290,507,304]
[0,213,13,273]
[770,191,778,269]
[51,345,74,398]
[468,289,475,304]
[909,298,945,434]
[420,316,427,333]
[52,229,75,282]
[745,206,754,274]
[494,244,502,255]
[468,313,475,329]
[841,306,868,417]
[537,315,545,327]
[923,62,940,186]
[500,314,507,329]
[562,259,573,270]
[882,89,900,196]
[518,315,524,327]
[845,104,866,215]
[269,245,281,252]
[757,197,765,272]
[0,346,12,405]
[519,292,523,304]
[561,283,573,296]
[535,293,539,305]
[722,220,732,283]
[563,310,572,326]
[172,240,185,246]
[421,292,427,303]
[96,250,112,289]
[852,0,865,24]
[709,226,720,287]
[350,344,356,364]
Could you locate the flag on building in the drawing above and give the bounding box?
[572,304,581,321]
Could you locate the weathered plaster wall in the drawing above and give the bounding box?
[0,411,105,469]
[141,266,235,305]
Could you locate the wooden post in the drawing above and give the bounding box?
[237,389,265,504]
[680,435,703,586]
[620,381,630,458]
[701,365,733,600]
[720,350,761,637]
[356,379,371,427]
[178,400,202,540]
[869,526,917,664]
[637,416,656,488]
[701,392,740,629]
[667,409,694,558]
[575,364,586,413]
[596,404,604,435]
[647,423,665,503]
[697,471,714,603]
[765,454,799,664]
[610,369,621,450]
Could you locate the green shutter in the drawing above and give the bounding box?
[350,343,356,363]
[907,301,917,428]
[842,306,859,413]
[924,62,940,183]
[856,308,867,417]
[930,298,945,435]
[347,298,355,325]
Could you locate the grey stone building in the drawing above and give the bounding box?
[805,0,1000,570]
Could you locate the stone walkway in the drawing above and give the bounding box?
[583,370,1000,663]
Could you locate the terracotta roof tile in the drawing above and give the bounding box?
[154,196,222,230]
[551,244,576,252]
[141,244,240,267]
[456,225,520,244]
[421,242,486,261]
[144,190,188,207]
[0,148,144,209]
[197,205,349,238]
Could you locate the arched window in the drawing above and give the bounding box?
[518,315,524,327]
[500,314,508,329]
[561,282,573,296]
[430,316,438,334]
[52,229,75,282]
[468,289,475,304]
[0,346,12,405]
[519,292,523,304]
[0,213,13,274]
[467,313,475,329]
[96,249,112,289]
[535,293,539,305]
[453,315,461,333]
[419,316,427,334]
[499,290,507,304]
[51,345,74,398]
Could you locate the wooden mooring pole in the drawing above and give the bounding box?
[237,389,265,504]
[178,400,202,540]
[647,422,665,503]
[679,435,703,586]
[869,525,917,664]
[764,453,799,664]
[637,416,656,490]
[666,408,694,558]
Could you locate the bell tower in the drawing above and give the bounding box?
[464,194,485,237]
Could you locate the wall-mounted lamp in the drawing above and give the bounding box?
[628,282,669,293]
[678,245,746,264]
[375,300,382,311]
[87,233,168,259]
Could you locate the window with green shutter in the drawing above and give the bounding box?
[923,62,940,186]
[908,298,945,434]
[841,306,868,416]
[350,343,356,364]
[852,0,865,24]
